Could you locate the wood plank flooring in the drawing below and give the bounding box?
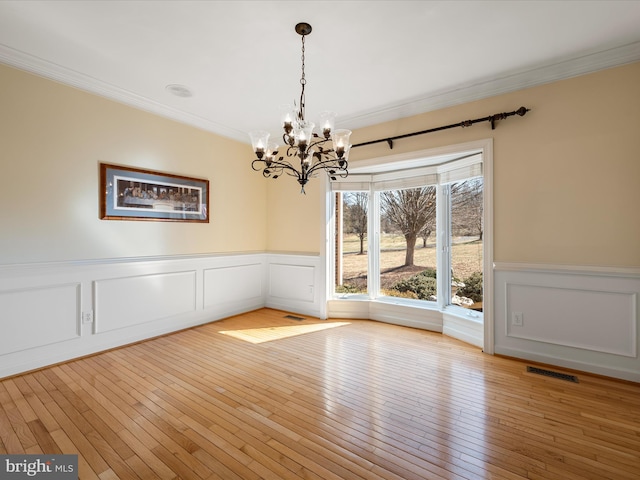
[1,308,639,479]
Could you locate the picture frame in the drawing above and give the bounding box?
[99,163,209,222]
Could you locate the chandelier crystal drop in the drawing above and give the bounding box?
[248,22,351,194]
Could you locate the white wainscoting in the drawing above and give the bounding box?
[265,254,323,318]
[204,262,263,309]
[5,255,636,382]
[95,271,198,334]
[0,282,81,355]
[494,262,640,382]
[0,252,323,379]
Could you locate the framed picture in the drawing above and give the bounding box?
[99,163,209,222]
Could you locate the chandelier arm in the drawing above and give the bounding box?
[252,157,304,182]
[263,168,281,178]
[284,169,303,179]
[285,144,300,158]
[251,159,267,172]
[307,136,332,150]
[253,157,295,172]
[306,157,349,177]
[282,133,294,147]
[285,144,309,165]
[252,161,284,179]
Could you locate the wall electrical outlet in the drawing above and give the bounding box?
[82,311,94,324]
[512,311,523,326]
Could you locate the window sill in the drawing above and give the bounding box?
[331,295,483,323]
[444,305,483,323]
[328,296,483,347]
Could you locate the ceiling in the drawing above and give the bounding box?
[1,1,639,145]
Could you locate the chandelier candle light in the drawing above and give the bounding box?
[249,23,352,194]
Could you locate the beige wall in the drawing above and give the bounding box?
[2,61,638,267]
[265,168,324,254]
[267,62,640,268]
[0,64,267,264]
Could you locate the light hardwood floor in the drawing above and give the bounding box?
[1,308,638,479]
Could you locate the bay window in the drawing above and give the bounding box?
[331,149,485,320]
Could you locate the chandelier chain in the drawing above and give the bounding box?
[298,34,306,121]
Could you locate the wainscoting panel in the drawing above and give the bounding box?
[203,263,263,308]
[95,271,197,334]
[269,264,315,302]
[0,283,80,355]
[494,263,640,382]
[265,254,323,318]
[505,283,636,357]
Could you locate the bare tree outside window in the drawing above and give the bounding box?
[380,186,436,267]
[336,192,369,294]
[419,217,436,248]
[451,178,483,241]
[343,192,368,255]
[451,178,484,309]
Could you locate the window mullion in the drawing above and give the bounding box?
[436,184,451,308]
[368,186,380,299]
[334,192,343,292]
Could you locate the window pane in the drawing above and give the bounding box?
[335,191,368,294]
[450,178,483,311]
[379,186,437,303]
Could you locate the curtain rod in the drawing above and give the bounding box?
[351,106,530,150]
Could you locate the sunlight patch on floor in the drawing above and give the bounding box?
[219,322,350,344]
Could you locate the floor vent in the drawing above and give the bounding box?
[527,366,579,383]
[284,315,305,321]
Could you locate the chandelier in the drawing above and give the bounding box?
[249,23,352,194]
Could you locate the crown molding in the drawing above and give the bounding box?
[2,41,639,143]
[340,41,640,130]
[0,45,247,142]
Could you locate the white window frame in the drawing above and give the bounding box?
[323,139,494,352]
